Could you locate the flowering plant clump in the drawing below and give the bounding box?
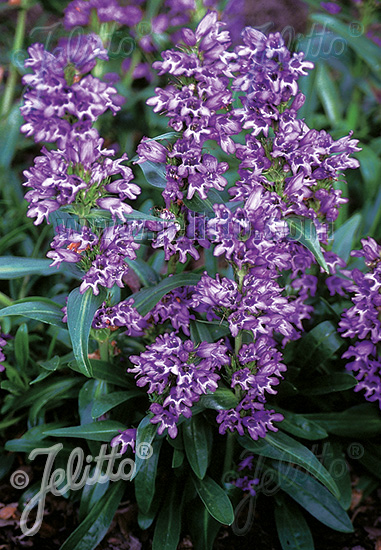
[0,1,380,548]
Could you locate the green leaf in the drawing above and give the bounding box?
[192,475,234,526]
[60,481,124,550]
[190,320,215,343]
[273,407,328,440]
[191,319,230,342]
[172,448,184,468]
[322,442,352,511]
[199,387,239,411]
[358,442,381,481]
[91,390,141,419]
[138,493,162,529]
[69,359,131,388]
[0,300,66,329]
[315,62,342,126]
[183,415,211,480]
[135,438,163,514]
[187,499,221,550]
[79,380,108,425]
[275,494,315,550]
[132,273,201,316]
[356,145,381,197]
[299,373,357,395]
[0,106,23,168]
[239,430,339,498]
[0,448,14,482]
[183,188,223,213]
[271,463,353,533]
[286,217,328,272]
[67,287,106,378]
[152,482,182,550]
[43,421,127,441]
[5,439,73,453]
[125,258,160,287]
[14,323,29,369]
[0,257,60,279]
[78,470,110,522]
[10,378,80,414]
[303,404,381,438]
[131,415,157,480]
[295,321,343,372]
[40,356,61,371]
[310,14,381,76]
[138,160,167,188]
[331,213,361,264]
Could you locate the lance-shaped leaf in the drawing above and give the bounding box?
[0,299,66,329]
[132,273,201,316]
[286,216,329,273]
[67,287,106,378]
[0,257,60,279]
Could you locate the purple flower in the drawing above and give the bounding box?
[136,137,168,164]
[149,287,195,336]
[21,36,123,144]
[321,2,342,14]
[23,129,140,225]
[110,428,137,454]
[48,224,140,295]
[64,0,142,29]
[93,298,147,336]
[339,238,381,407]
[0,325,9,372]
[128,333,230,438]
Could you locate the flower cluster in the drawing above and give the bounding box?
[64,0,143,29]
[48,224,140,295]
[232,454,260,496]
[107,12,361,443]
[20,10,362,449]
[0,325,9,373]
[23,128,140,225]
[21,31,143,295]
[339,238,381,407]
[21,34,123,145]
[128,333,230,438]
[63,0,245,83]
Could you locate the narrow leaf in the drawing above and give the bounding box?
[67,287,106,377]
[286,217,329,272]
[239,430,340,498]
[139,160,167,188]
[0,257,60,279]
[192,475,235,526]
[272,463,353,533]
[275,494,315,550]
[0,300,66,329]
[183,416,210,480]
[132,273,201,316]
[60,481,124,550]
[135,439,163,514]
[91,390,141,419]
[43,421,127,441]
[152,482,182,550]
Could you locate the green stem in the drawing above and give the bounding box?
[167,253,178,276]
[0,2,28,117]
[223,431,235,478]
[0,292,12,307]
[122,48,141,90]
[99,339,109,362]
[47,331,58,360]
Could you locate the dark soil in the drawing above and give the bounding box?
[0,465,380,550]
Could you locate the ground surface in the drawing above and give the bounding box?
[0,464,380,550]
